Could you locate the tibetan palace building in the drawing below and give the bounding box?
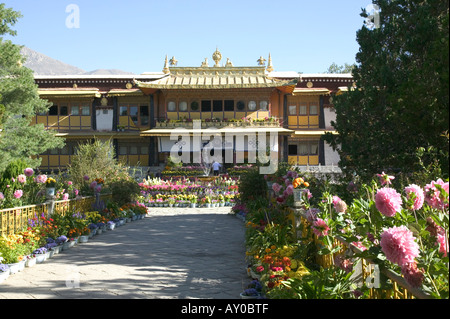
[32,50,353,173]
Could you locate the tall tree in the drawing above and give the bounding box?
[325,62,355,74]
[0,3,64,172]
[324,0,449,181]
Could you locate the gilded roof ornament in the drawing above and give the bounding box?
[163,55,170,74]
[266,53,274,72]
[212,48,222,67]
[201,58,209,67]
[225,58,234,67]
[257,56,266,66]
[169,56,178,66]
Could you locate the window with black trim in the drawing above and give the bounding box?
[201,100,211,112]
[213,100,223,112]
[48,105,58,115]
[224,100,234,111]
[288,145,298,156]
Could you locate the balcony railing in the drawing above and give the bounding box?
[155,118,282,129]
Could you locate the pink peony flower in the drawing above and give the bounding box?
[377,172,395,186]
[332,196,341,206]
[312,218,330,238]
[17,174,26,184]
[284,184,294,196]
[35,174,47,184]
[305,208,319,223]
[375,187,403,217]
[401,262,424,288]
[424,179,449,210]
[62,193,69,200]
[351,241,367,251]
[272,183,282,194]
[14,190,23,199]
[89,181,98,189]
[380,225,420,266]
[24,168,34,177]
[436,233,448,257]
[256,266,264,273]
[404,184,425,210]
[0,192,4,200]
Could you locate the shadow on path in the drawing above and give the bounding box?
[0,210,249,299]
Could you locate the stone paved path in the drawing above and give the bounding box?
[0,207,248,299]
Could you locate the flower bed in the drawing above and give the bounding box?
[139,176,239,208]
[237,167,448,299]
[0,199,148,284]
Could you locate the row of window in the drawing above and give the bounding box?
[119,104,149,126]
[167,100,269,113]
[288,103,318,116]
[288,141,319,156]
[47,104,91,116]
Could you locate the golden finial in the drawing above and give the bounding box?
[201,58,209,67]
[212,47,222,67]
[163,55,170,74]
[257,56,266,66]
[169,56,178,66]
[266,53,274,72]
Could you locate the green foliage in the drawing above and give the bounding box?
[238,166,267,203]
[109,175,141,207]
[281,268,356,299]
[67,138,119,189]
[324,0,449,183]
[325,62,355,74]
[0,4,64,173]
[0,158,27,192]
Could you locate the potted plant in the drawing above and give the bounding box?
[0,263,10,284]
[106,220,116,231]
[240,280,263,299]
[168,197,176,208]
[79,227,90,243]
[45,177,57,198]
[189,195,198,208]
[33,247,48,264]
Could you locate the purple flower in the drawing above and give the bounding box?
[24,168,35,177]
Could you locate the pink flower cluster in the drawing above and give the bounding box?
[380,225,420,267]
[424,179,449,210]
[375,187,403,217]
[404,184,425,210]
[311,218,330,238]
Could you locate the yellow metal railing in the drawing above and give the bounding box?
[0,194,113,237]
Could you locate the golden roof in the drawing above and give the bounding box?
[135,66,296,92]
[135,50,297,93]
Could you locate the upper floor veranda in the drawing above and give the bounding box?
[31,51,354,135]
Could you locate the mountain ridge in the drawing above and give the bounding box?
[20,47,135,76]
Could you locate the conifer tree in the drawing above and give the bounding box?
[0,3,64,172]
[324,0,449,181]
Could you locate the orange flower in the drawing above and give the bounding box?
[304,182,309,187]
[293,177,304,189]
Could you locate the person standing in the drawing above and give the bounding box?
[212,160,222,176]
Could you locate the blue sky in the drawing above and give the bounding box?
[2,0,371,74]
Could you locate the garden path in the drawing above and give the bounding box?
[0,207,248,299]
